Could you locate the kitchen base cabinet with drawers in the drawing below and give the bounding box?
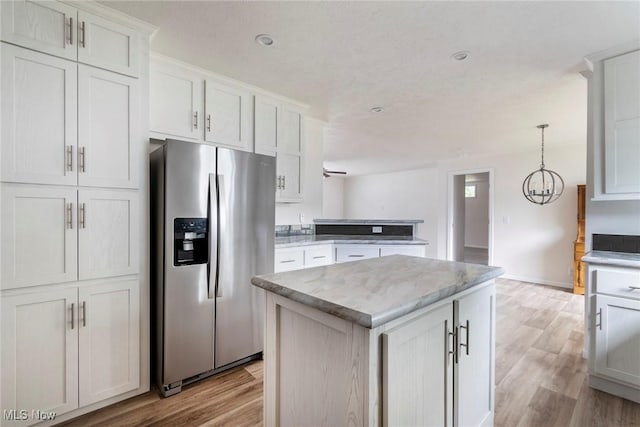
[583,261,640,403]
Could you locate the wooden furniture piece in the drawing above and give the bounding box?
[573,184,586,294]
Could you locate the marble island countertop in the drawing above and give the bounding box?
[252,255,504,328]
[582,250,640,268]
[275,234,428,248]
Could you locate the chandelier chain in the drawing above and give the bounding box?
[540,126,545,169]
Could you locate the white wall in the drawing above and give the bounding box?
[322,176,345,218]
[276,117,325,225]
[342,168,439,258]
[464,176,489,248]
[436,144,586,288]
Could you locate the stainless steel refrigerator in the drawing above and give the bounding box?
[150,139,275,397]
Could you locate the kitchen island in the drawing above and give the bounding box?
[251,255,504,427]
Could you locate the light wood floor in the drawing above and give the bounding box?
[62,278,640,427]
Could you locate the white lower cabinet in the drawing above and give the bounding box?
[585,263,640,402]
[274,248,304,272]
[303,244,334,267]
[1,279,140,424]
[383,283,495,427]
[593,294,640,387]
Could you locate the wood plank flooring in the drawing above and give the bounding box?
[61,278,640,427]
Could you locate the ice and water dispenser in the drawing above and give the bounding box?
[173,218,208,266]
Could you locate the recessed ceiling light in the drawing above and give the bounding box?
[370,106,384,113]
[451,51,470,61]
[255,34,274,47]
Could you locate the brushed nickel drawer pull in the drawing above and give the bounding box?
[66,202,73,229]
[71,303,75,330]
[82,301,86,327]
[79,21,85,48]
[596,308,602,330]
[79,146,86,172]
[66,145,73,171]
[312,256,326,259]
[207,114,212,132]
[348,254,365,258]
[280,259,296,263]
[459,320,470,356]
[66,16,73,45]
[193,111,198,130]
[629,285,640,291]
[79,203,86,228]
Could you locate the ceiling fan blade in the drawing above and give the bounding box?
[325,170,347,175]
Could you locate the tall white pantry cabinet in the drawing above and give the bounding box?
[0,1,155,425]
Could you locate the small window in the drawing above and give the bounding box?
[465,184,476,198]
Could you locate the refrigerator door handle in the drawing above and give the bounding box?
[214,174,225,298]
[208,173,219,300]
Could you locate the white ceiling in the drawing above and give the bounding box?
[100,1,640,176]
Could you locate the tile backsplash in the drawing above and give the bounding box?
[275,224,314,237]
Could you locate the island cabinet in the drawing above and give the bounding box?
[253,255,503,427]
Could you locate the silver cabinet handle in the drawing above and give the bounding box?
[79,203,86,228]
[71,303,75,330]
[629,285,640,290]
[79,21,85,48]
[282,175,286,190]
[66,202,73,229]
[596,308,602,330]
[446,321,457,365]
[312,256,326,259]
[66,16,73,45]
[276,176,282,190]
[281,259,296,263]
[459,320,469,356]
[207,114,212,132]
[348,254,365,258]
[193,111,198,130]
[82,301,86,327]
[66,146,73,171]
[78,146,86,172]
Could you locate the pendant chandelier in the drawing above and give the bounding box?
[522,124,564,205]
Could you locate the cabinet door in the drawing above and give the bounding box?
[383,303,453,427]
[455,283,495,427]
[304,245,334,267]
[78,280,140,406]
[604,50,640,195]
[77,11,139,77]
[254,95,279,156]
[1,0,77,61]
[78,65,138,188]
[150,61,203,140]
[278,104,302,154]
[78,189,139,280]
[276,153,302,202]
[594,294,640,386]
[204,79,253,151]
[1,44,78,186]
[1,184,78,289]
[1,288,79,420]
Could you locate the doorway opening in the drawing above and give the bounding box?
[447,169,493,265]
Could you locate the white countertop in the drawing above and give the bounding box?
[275,234,428,248]
[251,255,504,328]
[582,251,640,268]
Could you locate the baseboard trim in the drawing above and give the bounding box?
[501,274,572,289]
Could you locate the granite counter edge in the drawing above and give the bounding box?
[251,267,505,329]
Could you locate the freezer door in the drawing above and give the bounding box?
[162,140,217,385]
[215,148,275,368]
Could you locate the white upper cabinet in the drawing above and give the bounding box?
[1,0,78,61]
[1,184,78,290]
[279,105,303,154]
[276,153,302,202]
[254,95,279,156]
[1,2,139,77]
[604,50,640,195]
[78,189,139,280]
[77,11,139,77]
[1,44,78,186]
[78,65,138,188]
[150,60,203,140]
[204,79,253,151]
